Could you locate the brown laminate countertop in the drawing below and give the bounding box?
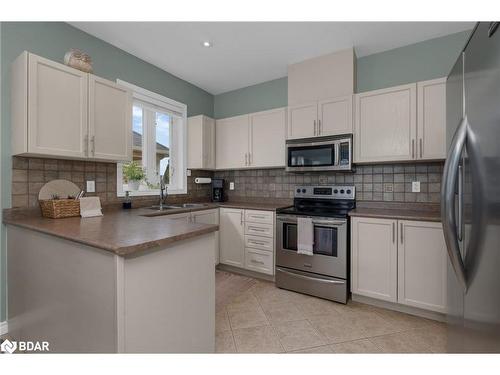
[349,207,441,222]
[3,207,219,257]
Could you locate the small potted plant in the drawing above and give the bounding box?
[122,161,146,191]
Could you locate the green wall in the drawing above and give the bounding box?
[0,22,214,322]
[213,30,472,119]
[214,77,287,119]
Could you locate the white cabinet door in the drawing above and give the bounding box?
[88,75,132,161]
[216,115,249,169]
[219,208,245,267]
[398,220,447,313]
[27,53,88,158]
[351,217,398,302]
[417,78,446,160]
[187,115,215,170]
[287,103,317,139]
[249,108,286,168]
[354,83,417,163]
[318,95,353,136]
[192,209,220,265]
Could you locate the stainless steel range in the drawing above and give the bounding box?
[275,185,355,304]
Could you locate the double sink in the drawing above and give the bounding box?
[148,203,208,211]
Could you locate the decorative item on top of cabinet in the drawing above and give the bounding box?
[11,51,132,162]
[64,49,93,73]
[187,115,215,170]
[354,83,417,163]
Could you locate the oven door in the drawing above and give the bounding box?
[276,215,347,278]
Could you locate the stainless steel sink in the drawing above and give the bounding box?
[148,205,182,210]
[180,203,207,208]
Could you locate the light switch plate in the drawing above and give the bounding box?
[229,182,235,190]
[412,181,420,193]
[86,180,95,193]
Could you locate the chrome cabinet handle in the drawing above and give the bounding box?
[84,135,89,156]
[412,139,415,159]
[240,211,243,225]
[251,259,265,265]
[419,138,423,158]
[392,222,395,243]
[400,222,403,243]
[250,227,266,232]
[91,135,95,156]
[441,116,468,291]
[248,152,252,165]
[318,119,321,135]
[244,153,248,166]
[313,120,317,136]
[250,240,267,246]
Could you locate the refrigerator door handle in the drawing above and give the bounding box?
[441,116,468,291]
[458,163,464,241]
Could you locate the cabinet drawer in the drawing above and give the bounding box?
[245,235,273,252]
[245,210,273,224]
[245,248,273,275]
[245,222,273,238]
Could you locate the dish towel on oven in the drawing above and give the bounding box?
[297,217,314,256]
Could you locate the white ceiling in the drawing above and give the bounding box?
[70,22,473,95]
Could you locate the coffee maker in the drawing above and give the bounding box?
[211,178,225,202]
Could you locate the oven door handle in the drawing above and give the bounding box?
[276,268,346,285]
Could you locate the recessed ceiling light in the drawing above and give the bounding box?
[202,41,212,48]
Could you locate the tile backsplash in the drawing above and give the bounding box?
[213,162,444,203]
[11,156,212,208]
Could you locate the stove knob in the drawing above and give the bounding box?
[334,189,338,194]
[302,189,306,193]
[340,189,345,194]
[296,188,301,193]
[346,189,352,195]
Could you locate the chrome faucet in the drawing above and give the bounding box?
[159,173,168,210]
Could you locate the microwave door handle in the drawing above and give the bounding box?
[441,116,468,291]
[334,143,340,166]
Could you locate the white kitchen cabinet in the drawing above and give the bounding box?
[249,108,286,167]
[12,52,89,158]
[417,78,446,160]
[219,208,245,267]
[245,248,273,275]
[88,75,132,161]
[192,209,220,265]
[354,83,417,163]
[287,103,317,139]
[398,220,447,313]
[318,95,353,136]
[187,115,215,170]
[351,217,398,303]
[215,115,249,169]
[11,51,132,162]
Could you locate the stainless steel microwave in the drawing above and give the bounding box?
[285,134,352,172]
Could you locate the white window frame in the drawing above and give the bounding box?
[116,80,187,196]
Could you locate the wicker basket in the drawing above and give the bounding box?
[39,199,80,219]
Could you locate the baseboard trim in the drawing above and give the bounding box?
[0,321,8,336]
[216,264,275,282]
[352,294,447,323]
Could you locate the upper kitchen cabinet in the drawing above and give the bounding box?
[187,115,216,170]
[11,51,132,162]
[88,75,132,161]
[249,108,286,167]
[287,103,317,139]
[318,95,353,136]
[354,83,417,163]
[216,114,249,169]
[216,108,286,169]
[288,49,356,106]
[12,52,88,159]
[417,78,446,160]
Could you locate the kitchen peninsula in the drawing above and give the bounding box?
[3,207,219,353]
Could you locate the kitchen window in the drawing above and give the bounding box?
[116,80,187,196]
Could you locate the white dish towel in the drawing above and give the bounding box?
[79,197,103,218]
[297,217,314,256]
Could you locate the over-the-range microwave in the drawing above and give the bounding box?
[285,134,352,172]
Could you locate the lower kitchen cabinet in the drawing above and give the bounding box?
[351,217,398,302]
[398,220,447,313]
[219,208,245,267]
[219,207,275,275]
[351,216,447,313]
[192,209,220,265]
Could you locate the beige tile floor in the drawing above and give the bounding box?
[215,271,448,353]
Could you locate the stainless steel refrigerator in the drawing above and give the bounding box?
[443,21,500,353]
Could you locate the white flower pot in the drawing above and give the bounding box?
[127,180,140,191]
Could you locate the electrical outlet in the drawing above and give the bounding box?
[186,169,192,177]
[412,181,421,193]
[86,180,95,193]
[229,182,235,190]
